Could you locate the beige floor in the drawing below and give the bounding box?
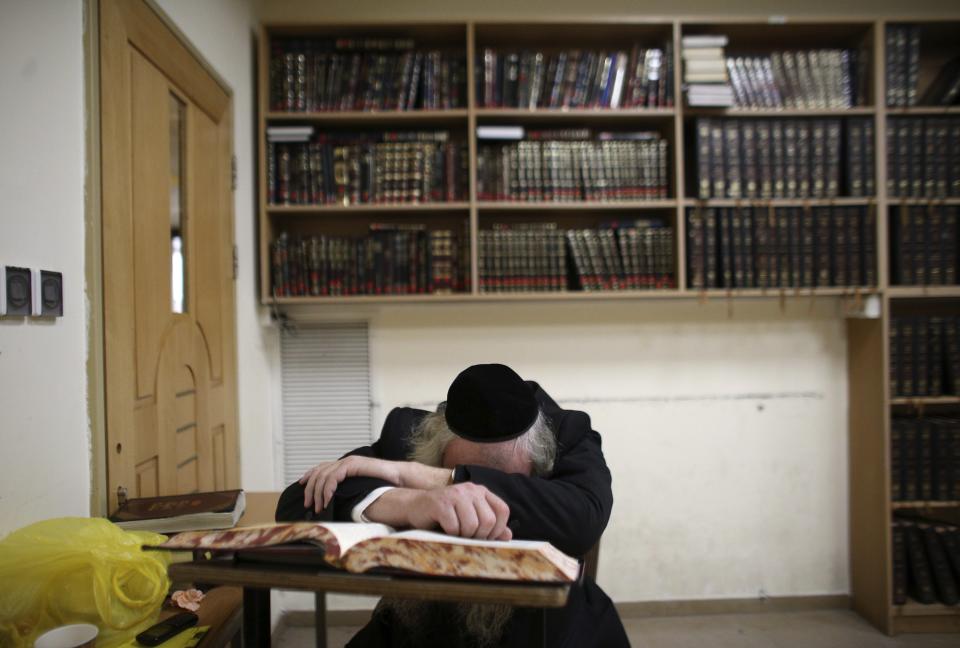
[273,609,960,647]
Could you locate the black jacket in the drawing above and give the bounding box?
[276,382,629,647]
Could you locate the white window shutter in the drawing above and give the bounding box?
[281,323,372,484]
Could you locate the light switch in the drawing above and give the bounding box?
[1,266,32,316]
[32,269,63,317]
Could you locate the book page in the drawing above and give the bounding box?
[343,530,580,582]
[389,529,553,551]
[316,522,395,554]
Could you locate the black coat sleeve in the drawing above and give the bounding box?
[275,407,423,522]
[453,410,613,558]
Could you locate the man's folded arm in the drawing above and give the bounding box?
[454,427,613,557]
[276,408,419,522]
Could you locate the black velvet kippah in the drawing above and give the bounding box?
[444,364,538,443]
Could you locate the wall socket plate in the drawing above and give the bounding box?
[1,265,33,316]
[32,269,63,317]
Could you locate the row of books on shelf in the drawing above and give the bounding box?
[693,118,873,200]
[723,50,868,110]
[476,45,674,109]
[891,417,960,503]
[270,228,466,297]
[681,35,733,107]
[476,130,669,202]
[269,38,465,112]
[266,131,468,206]
[893,515,960,607]
[889,316,960,398]
[686,206,876,290]
[891,205,960,286]
[477,221,674,293]
[885,25,960,108]
[887,118,960,199]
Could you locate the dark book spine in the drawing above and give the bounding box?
[890,317,901,397]
[720,209,733,288]
[704,209,719,288]
[776,207,791,287]
[801,207,815,288]
[919,419,933,499]
[831,206,847,286]
[863,118,876,197]
[731,209,744,287]
[917,314,930,396]
[923,525,960,605]
[902,318,916,397]
[892,420,904,502]
[948,317,960,396]
[893,521,908,605]
[815,207,832,287]
[941,527,960,585]
[687,210,706,289]
[862,206,877,286]
[847,206,862,287]
[906,522,938,604]
[742,208,755,288]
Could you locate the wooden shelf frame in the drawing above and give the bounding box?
[257,19,960,634]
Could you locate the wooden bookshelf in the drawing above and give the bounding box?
[257,16,960,634]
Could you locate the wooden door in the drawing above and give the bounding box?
[100,0,239,512]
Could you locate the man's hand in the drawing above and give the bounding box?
[299,457,453,513]
[365,484,513,541]
[299,456,402,513]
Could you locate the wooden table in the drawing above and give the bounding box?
[169,559,570,648]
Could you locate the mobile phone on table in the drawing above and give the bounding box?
[135,611,199,646]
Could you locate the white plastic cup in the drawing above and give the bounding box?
[34,624,98,648]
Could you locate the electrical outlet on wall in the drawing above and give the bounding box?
[0,265,33,317]
[32,269,63,317]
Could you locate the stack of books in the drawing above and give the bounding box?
[724,50,866,109]
[887,117,960,198]
[892,516,960,606]
[266,130,469,206]
[109,490,246,534]
[890,418,960,503]
[476,128,669,202]
[269,38,466,112]
[476,45,673,109]
[891,205,960,286]
[890,316,960,397]
[271,227,465,297]
[686,206,876,290]
[682,34,733,107]
[477,220,675,293]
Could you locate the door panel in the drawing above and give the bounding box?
[131,48,173,399]
[192,107,225,382]
[101,0,238,512]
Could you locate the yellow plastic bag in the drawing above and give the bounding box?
[0,517,172,648]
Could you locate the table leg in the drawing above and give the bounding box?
[532,607,547,648]
[242,588,271,648]
[314,592,327,648]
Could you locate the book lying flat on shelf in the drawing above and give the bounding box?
[155,521,580,583]
[110,490,246,533]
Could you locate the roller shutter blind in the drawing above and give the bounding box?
[281,323,372,484]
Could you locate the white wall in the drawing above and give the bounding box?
[0,1,89,535]
[276,298,848,613]
[369,299,850,602]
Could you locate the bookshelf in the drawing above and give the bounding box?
[257,15,960,634]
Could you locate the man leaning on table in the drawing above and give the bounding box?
[277,363,629,648]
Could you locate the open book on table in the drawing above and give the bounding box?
[154,522,580,583]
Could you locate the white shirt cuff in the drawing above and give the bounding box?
[351,486,395,523]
